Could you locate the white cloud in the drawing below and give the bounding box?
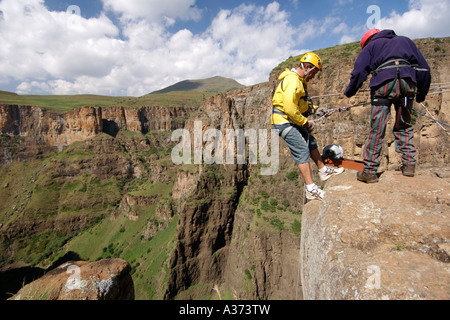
[336,23,363,45]
[2,0,448,97]
[296,16,340,44]
[338,0,354,5]
[339,35,356,45]
[206,2,299,85]
[1,0,301,96]
[380,0,450,39]
[333,22,349,34]
[102,0,202,22]
[0,0,121,82]
[289,0,300,9]
[330,0,450,51]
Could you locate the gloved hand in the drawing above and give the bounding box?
[304,121,314,133]
[416,93,425,103]
[303,103,318,117]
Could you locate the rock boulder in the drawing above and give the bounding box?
[9,259,134,300]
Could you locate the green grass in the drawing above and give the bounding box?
[0,90,213,114]
[136,91,218,108]
[0,73,247,114]
[274,41,361,72]
[0,138,128,266]
[26,182,61,217]
[62,204,179,300]
[57,175,124,219]
[127,179,174,198]
[0,168,125,266]
[0,77,239,114]
[0,160,41,226]
[150,76,245,94]
[0,91,130,113]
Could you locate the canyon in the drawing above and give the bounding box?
[1,38,449,300]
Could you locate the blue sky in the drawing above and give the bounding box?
[0,0,448,96]
[43,0,410,50]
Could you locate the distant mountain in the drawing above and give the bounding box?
[148,76,245,95]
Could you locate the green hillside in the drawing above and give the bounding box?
[0,76,245,114]
[0,130,181,300]
[149,76,245,94]
[0,91,129,113]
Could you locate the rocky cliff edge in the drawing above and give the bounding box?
[301,168,450,300]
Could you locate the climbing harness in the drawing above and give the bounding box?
[297,81,450,175]
[371,59,430,76]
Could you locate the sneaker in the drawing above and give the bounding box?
[306,185,325,201]
[401,164,415,177]
[319,166,345,181]
[357,171,379,184]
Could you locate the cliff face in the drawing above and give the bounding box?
[101,106,189,136]
[165,84,274,299]
[0,105,189,152]
[161,83,310,300]
[0,105,103,148]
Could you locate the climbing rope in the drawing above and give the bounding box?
[314,102,372,123]
[417,103,450,134]
[428,89,450,96]
[313,100,450,134]
[310,82,450,133]
[310,82,450,100]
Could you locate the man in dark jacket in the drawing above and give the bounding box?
[344,29,431,183]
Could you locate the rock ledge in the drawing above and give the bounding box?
[301,168,450,300]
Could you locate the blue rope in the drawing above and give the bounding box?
[413,109,450,128]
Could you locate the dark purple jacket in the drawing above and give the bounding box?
[344,30,431,102]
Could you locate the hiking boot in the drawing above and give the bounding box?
[357,171,379,184]
[401,164,415,177]
[306,185,325,201]
[319,166,345,181]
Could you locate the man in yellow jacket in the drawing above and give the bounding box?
[272,52,344,201]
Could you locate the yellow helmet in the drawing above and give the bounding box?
[300,52,322,71]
